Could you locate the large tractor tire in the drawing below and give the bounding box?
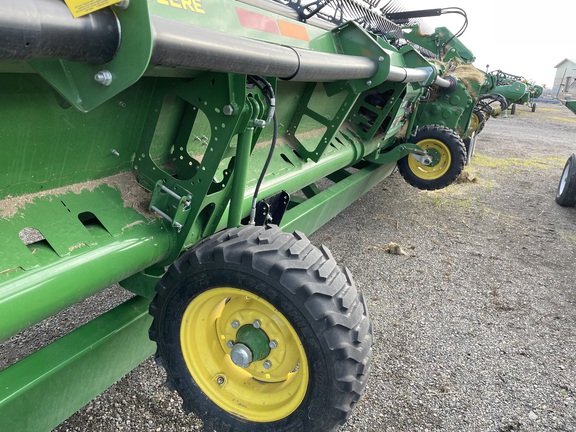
[398,124,466,190]
[510,103,516,115]
[556,153,576,207]
[149,225,372,432]
[470,109,486,135]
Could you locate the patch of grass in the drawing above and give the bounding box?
[546,115,576,123]
[473,153,566,170]
[559,230,576,244]
[419,191,472,209]
[480,205,492,219]
[483,179,495,192]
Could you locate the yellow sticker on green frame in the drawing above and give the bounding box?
[64,0,118,18]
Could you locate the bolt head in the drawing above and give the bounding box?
[269,340,278,349]
[366,80,372,86]
[226,340,234,348]
[263,360,272,369]
[223,105,235,116]
[94,70,113,86]
[115,0,130,9]
[252,320,261,329]
[231,320,240,329]
[216,376,225,385]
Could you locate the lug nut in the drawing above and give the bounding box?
[269,340,278,349]
[231,320,240,329]
[263,360,272,369]
[252,320,261,329]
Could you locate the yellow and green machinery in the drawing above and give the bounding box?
[490,69,544,114]
[385,8,507,164]
[0,1,499,430]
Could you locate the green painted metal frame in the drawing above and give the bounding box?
[30,1,153,112]
[0,2,492,430]
[281,161,396,234]
[0,160,394,431]
[0,296,154,432]
[0,178,174,342]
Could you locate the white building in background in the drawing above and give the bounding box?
[554,58,576,98]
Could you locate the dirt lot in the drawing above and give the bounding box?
[325,102,576,431]
[3,103,576,431]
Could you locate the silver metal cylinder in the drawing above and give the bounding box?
[433,76,453,88]
[0,0,452,87]
[150,16,378,82]
[386,65,453,88]
[386,65,430,83]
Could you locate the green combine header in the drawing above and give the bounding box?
[0,1,515,430]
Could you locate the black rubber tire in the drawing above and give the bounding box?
[556,153,576,207]
[532,102,537,113]
[474,109,486,135]
[398,124,466,190]
[149,225,372,432]
[510,103,516,115]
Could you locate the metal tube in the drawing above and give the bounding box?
[385,65,452,88]
[0,0,120,63]
[386,66,430,83]
[209,133,383,235]
[0,227,173,342]
[433,76,453,88]
[150,16,378,81]
[0,296,154,431]
[0,0,446,85]
[228,124,255,227]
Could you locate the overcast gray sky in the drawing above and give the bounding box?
[400,1,573,88]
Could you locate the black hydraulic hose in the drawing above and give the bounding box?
[247,76,278,225]
[439,7,468,55]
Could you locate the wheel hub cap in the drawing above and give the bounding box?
[230,343,252,368]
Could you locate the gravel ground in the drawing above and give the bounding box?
[2,102,575,432]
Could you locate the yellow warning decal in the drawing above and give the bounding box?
[64,0,118,18]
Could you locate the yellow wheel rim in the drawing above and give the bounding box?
[469,113,480,132]
[180,287,309,423]
[408,138,452,180]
